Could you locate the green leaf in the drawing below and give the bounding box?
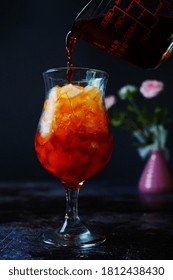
[127,104,136,113]
[109,108,126,127]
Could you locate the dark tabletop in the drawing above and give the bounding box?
[0,181,173,260]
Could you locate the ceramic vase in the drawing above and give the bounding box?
[138,149,173,193]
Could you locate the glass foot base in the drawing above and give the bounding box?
[42,230,106,248]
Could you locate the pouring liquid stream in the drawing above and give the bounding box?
[66,32,76,83]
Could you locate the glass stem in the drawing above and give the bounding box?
[59,187,80,234]
[65,187,80,223]
[59,185,90,236]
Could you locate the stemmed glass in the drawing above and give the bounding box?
[34,67,112,247]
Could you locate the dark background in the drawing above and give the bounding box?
[1,0,173,186]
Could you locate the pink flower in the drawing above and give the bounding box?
[105,95,116,110]
[140,80,164,98]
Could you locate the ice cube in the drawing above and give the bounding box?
[40,87,58,137]
[84,85,93,92]
[49,87,59,101]
[60,84,83,98]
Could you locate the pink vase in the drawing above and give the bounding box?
[138,150,173,193]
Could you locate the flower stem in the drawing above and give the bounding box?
[129,97,141,116]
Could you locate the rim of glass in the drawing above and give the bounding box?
[43,67,109,78]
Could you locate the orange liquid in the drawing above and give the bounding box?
[35,84,112,186]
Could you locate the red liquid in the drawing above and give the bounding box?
[67,15,173,68]
[35,85,112,187]
[66,33,76,82]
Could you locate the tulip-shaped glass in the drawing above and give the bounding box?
[34,67,112,247]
